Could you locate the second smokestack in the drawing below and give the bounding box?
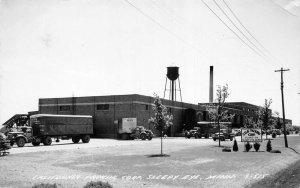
[209,66,214,103]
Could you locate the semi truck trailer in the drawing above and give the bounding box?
[7,114,93,147]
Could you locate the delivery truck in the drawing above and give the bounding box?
[7,114,93,147]
[117,118,153,140]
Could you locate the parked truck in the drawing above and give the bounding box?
[117,118,153,140]
[7,114,93,147]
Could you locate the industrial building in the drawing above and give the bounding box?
[38,94,207,138]
[2,66,292,138]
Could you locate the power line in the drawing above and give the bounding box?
[222,0,280,63]
[123,0,202,54]
[213,0,268,59]
[201,0,267,60]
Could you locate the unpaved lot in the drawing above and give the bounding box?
[0,136,299,188]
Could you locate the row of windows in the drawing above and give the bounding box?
[59,104,110,111]
[59,104,150,111]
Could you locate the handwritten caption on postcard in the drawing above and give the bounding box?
[32,173,269,181]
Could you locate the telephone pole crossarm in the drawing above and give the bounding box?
[275,67,290,148]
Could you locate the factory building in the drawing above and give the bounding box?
[38,94,207,138]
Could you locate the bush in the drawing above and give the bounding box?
[253,142,260,152]
[245,142,251,152]
[272,132,276,138]
[222,148,231,152]
[32,183,58,188]
[270,150,281,153]
[233,139,238,152]
[266,139,272,152]
[83,181,113,188]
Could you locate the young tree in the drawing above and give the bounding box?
[149,94,173,156]
[243,116,259,129]
[206,84,234,147]
[257,99,273,140]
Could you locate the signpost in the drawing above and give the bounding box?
[241,128,263,142]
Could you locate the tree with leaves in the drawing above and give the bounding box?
[243,116,259,129]
[257,99,273,140]
[206,84,234,147]
[149,94,173,156]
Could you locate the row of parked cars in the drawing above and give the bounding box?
[184,127,236,141]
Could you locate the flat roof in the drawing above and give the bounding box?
[30,114,92,118]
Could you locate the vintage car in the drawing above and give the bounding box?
[212,129,234,141]
[185,127,200,139]
[130,126,153,140]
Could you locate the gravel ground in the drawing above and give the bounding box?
[0,135,299,188]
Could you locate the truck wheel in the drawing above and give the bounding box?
[72,137,80,143]
[16,137,26,147]
[140,133,147,140]
[32,141,40,146]
[43,136,52,146]
[81,135,90,143]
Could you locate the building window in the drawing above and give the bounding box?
[145,105,149,110]
[59,105,71,111]
[97,104,109,111]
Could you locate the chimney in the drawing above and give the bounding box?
[209,66,214,103]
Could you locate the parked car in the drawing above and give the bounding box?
[212,129,234,141]
[232,129,241,136]
[185,127,199,139]
[130,126,153,140]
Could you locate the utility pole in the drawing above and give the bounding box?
[275,68,290,148]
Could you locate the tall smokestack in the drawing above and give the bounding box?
[209,66,214,103]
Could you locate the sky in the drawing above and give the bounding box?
[0,0,299,126]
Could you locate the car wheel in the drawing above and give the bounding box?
[16,137,26,147]
[213,138,216,141]
[140,133,147,140]
[194,134,199,139]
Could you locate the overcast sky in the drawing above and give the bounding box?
[0,0,299,125]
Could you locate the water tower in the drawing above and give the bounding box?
[163,66,182,102]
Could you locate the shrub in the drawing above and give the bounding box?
[32,183,58,188]
[272,132,276,138]
[266,139,272,152]
[245,142,251,152]
[222,148,231,152]
[253,142,260,152]
[83,181,113,188]
[270,150,281,153]
[233,139,238,152]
